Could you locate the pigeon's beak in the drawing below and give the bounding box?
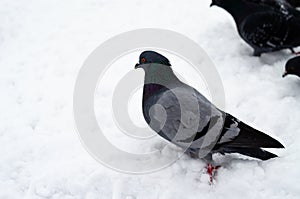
[135,63,141,69]
[282,71,288,78]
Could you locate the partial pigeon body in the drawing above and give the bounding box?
[135,51,284,166]
[211,0,300,56]
[283,55,300,77]
[287,0,300,7]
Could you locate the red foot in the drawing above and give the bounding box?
[295,52,300,55]
[207,164,220,183]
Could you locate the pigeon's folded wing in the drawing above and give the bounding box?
[148,86,224,149]
[241,11,288,48]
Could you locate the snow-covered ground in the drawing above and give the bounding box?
[1,0,300,198]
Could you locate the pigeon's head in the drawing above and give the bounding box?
[210,0,239,8]
[283,56,300,78]
[135,51,171,69]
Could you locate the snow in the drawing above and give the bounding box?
[1,0,300,198]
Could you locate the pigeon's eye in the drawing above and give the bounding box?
[141,57,147,63]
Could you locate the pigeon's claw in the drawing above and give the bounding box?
[206,164,220,183]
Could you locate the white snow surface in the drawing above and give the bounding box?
[1,0,300,198]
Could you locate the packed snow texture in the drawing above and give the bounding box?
[1,0,300,198]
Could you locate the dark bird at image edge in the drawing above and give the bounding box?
[283,56,300,77]
[210,0,300,56]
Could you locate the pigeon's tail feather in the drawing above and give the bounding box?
[214,115,284,160]
[224,115,284,149]
[233,122,284,148]
[220,147,278,160]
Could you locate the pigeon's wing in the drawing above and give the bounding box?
[147,86,225,153]
[247,0,292,13]
[241,11,289,49]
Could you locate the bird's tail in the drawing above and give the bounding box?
[224,118,284,149]
[217,114,284,160]
[220,147,278,160]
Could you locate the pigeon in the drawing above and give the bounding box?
[283,55,300,77]
[135,51,284,181]
[210,0,300,56]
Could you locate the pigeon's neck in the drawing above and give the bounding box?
[142,65,180,102]
[143,65,180,86]
[142,84,166,103]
